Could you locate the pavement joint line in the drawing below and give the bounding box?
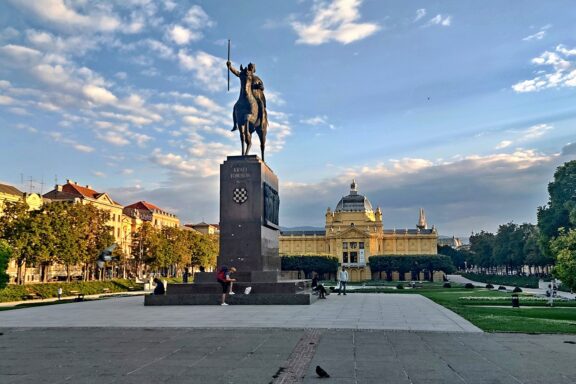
[272,329,322,384]
[126,346,182,375]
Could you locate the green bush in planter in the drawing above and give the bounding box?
[443,282,452,288]
[396,284,404,289]
[512,286,523,293]
[485,283,494,289]
[498,285,507,290]
[465,283,474,289]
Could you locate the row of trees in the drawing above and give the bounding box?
[439,161,576,290]
[459,222,547,274]
[0,200,218,284]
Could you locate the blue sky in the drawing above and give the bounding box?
[0,0,575,237]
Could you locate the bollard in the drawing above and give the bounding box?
[511,294,520,308]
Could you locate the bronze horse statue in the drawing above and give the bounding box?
[229,63,267,161]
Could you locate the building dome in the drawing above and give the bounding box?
[334,179,374,212]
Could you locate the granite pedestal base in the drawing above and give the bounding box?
[144,277,315,306]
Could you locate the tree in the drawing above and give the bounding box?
[538,160,576,258]
[0,201,32,284]
[550,228,576,291]
[0,239,10,288]
[281,255,339,279]
[437,245,469,270]
[469,231,495,271]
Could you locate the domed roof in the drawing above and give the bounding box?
[334,179,374,212]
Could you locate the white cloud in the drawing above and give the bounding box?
[72,144,94,153]
[425,14,451,27]
[0,80,11,89]
[177,50,225,92]
[167,25,201,45]
[512,45,576,92]
[83,84,118,104]
[495,140,512,149]
[0,94,14,105]
[96,131,131,146]
[183,115,212,126]
[301,115,328,125]
[521,123,552,140]
[0,44,42,65]
[92,171,106,177]
[523,31,545,42]
[292,0,380,45]
[9,0,121,32]
[414,9,426,22]
[183,5,214,29]
[49,131,94,153]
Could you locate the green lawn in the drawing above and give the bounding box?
[351,285,576,334]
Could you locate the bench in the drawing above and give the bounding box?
[69,290,85,301]
[102,288,111,294]
[127,286,138,291]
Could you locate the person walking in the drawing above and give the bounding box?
[216,266,237,306]
[338,267,349,295]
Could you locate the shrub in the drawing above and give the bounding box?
[465,283,475,289]
[443,282,452,288]
[281,255,339,279]
[498,285,507,290]
[396,284,404,289]
[513,286,523,293]
[0,279,142,303]
[485,283,494,289]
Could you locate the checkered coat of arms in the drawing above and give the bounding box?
[232,187,248,204]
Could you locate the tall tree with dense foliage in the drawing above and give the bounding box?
[538,160,576,258]
[0,239,10,288]
[0,201,32,284]
[469,231,495,270]
[550,228,576,291]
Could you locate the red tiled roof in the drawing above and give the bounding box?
[62,183,100,199]
[124,201,163,212]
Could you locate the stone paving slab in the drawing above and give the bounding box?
[2,328,576,384]
[0,293,481,332]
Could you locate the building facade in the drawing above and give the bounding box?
[0,184,43,214]
[279,180,438,281]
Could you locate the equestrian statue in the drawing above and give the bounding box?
[226,50,268,161]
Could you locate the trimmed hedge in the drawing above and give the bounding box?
[0,279,142,303]
[461,273,539,288]
[369,255,455,279]
[281,255,339,278]
[465,283,475,289]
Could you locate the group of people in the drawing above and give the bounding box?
[151,266,351,304]
[312,267,349,299]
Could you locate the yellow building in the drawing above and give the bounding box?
[185,222,220,235]
[0,183,43,214]
[43,180,125,247]
[123,201,180,230]
[279,180,438,281]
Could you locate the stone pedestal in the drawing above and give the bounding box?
[219,155,280,274]
[144,155,315,306]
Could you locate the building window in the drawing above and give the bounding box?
[350,242,357,249]
[342,242,348,250]
[343,252,349,263]
[350,251,358,263]
[359,242,364,249]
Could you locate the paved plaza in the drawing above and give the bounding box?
[2,294,576,383]
[0,294,480,332]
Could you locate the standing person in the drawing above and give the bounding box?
[217,266,237,306]
[153,278,165,295]
[338,267,349,295]
[183,269,189,283]
[57,287,62,301]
